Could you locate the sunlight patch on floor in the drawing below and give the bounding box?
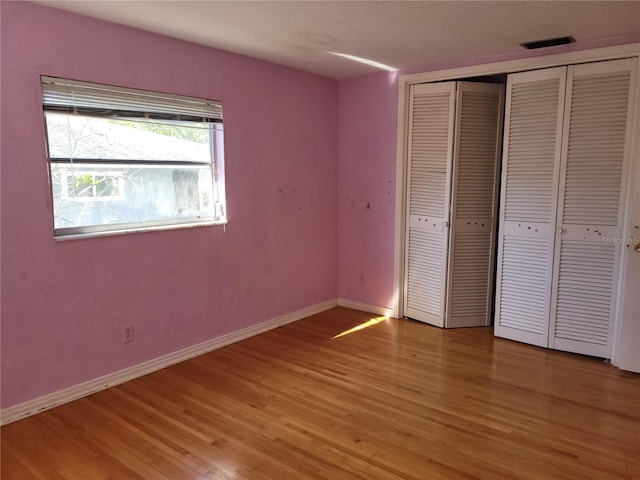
[332,316,387,339]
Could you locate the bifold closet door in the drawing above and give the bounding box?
[549,58,636,358]
[404,82,502,328]
[496,58,636,356]
[404,83,456,327]
[446,82,504,328]
[494,67,567,347]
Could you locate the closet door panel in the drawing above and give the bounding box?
[550,58,636,357]
[446,82,503,327]
[404,83,456,326]
[494,67,566,346]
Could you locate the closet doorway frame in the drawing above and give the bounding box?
[392,43,640,368]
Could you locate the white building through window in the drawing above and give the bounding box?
[61,171,125,201]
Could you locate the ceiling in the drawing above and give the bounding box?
[35,1,640,79]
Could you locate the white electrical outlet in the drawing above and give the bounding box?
[123,324,134,343]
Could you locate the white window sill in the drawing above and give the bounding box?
[54,219,227,242]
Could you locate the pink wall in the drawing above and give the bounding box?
[335,33,640,310]
[0,2,337,408]
[337,72,399,309]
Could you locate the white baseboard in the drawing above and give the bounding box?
[0,299,337,426]
[337,298,394,318]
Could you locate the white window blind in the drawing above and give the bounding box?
[41,76,223,123]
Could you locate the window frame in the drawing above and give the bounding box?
[41,76,226,240]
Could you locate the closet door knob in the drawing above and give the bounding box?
[556,228,563,234]
[443,221,450,228]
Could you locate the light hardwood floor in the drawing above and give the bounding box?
[2,307,639,479]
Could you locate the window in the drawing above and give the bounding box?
[41,76,226,238]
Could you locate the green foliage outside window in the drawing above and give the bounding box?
[114,120,209,144]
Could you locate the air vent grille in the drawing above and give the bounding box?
[521,36,575,50]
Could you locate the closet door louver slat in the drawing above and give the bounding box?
[550,59,634,358]
[494,67,566,347]
[407,230,446,315]
[448,231,493,320]
[404,83,456,326]
[498,236,551,335]
[447,83,503,327]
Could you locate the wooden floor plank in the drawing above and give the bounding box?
[2,307,639,479]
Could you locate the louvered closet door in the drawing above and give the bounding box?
[404,83,456,326]
[446,82,504,328]
[549,58,636,358]
[494,67,567,347]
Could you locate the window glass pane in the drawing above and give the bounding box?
[45,112,213,163]
[50,163,215,230]
[42,78,225,237]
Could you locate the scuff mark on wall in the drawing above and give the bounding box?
[276,186,303,212]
